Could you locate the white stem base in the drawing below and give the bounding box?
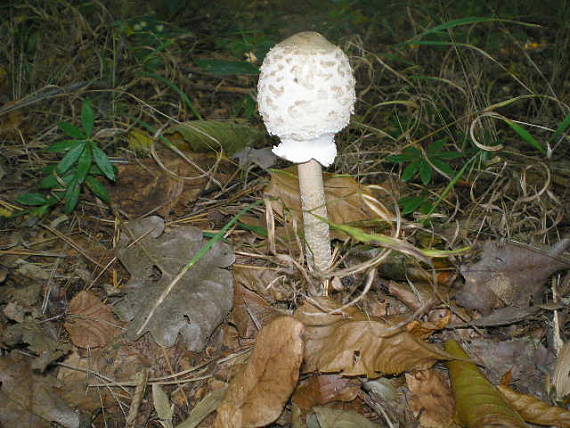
[297,159,332,277]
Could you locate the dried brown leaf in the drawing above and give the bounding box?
[0,353,79,427]
[264,167,393,239]
[214,316,304,427]
[292,374,360,411]
[231,283,284,339]
[405,369,458,428]
[297,298,451,378]
[552,342,570,400]
[498,384,570,427]
[457,239,570,313]
[405,311,452,340]
[64,290,122,348]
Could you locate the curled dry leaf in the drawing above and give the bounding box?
[64,290,122,348]
[264,167,394,239]
[497,384,570,427]
[292,374,360,412]
[297,298,452,378]
[214,316,304,428]
[405,369,457,428]
[405,311,452,340]
[445,339,529,428]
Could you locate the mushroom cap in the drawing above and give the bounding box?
[257,32,356,167]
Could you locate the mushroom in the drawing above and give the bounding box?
[257,32,356,277]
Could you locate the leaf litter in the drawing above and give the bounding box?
[1,3,570,427]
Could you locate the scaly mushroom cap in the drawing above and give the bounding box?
[257,32,356,167]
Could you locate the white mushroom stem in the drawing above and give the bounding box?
[297,159,332,273]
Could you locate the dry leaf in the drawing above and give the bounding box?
[114,216,234,351]
[311,406,379,427]
[232,263,293,303]
[552,342,570,400]
[297,298,452,378]
[110,149,234,217]
[405,369,457,428]
[0,353,80,428]
[214,316,304,427]
[264,167,393,239]
[405,311,452,340]
[64,290,122,348]
[445,339,529,427]
[292,374,360,411]
[457,239,570,313]
[231,283,284,339]
[497,384,570,427]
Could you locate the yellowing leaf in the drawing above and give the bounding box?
[497,384,570,427]
[214,316,304,427]
[127,127,154,153]
[445,339,528,427]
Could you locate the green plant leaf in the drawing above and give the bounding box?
[39,173,74,189]
[85,176,110,202]
[59,122,86,139]
[551,113,570,142]
[399,196,426,215]
[503,119,545,153]
[92,145,116,181]
[427,138,447,154]
[402,162,420,181]
[433,151,464,160]
[16,192,48,206]
[431,158,456,176]
[75,144,93,184]
[81,99,95,137]
[195,59,259,75]
[64,179,81,213]
[47,139,81,153]
[57,143,85,174]
[419,161,433,185]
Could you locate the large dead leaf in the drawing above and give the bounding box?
[445,339,529,427]
[457,239,570,313]
[0,352,80,428]
[214,316,304,427]
[64,290,122,348]
[114,216,234,351]
[110,148,234,217]
[264,167,394,239]
[405,369,457,428]
[497,384,570,427]
[297,298,452,378]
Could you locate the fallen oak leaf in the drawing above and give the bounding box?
[214,316,304,428]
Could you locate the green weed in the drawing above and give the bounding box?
[16,99,116,216]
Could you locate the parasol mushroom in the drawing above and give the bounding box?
[257,31,356,277]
